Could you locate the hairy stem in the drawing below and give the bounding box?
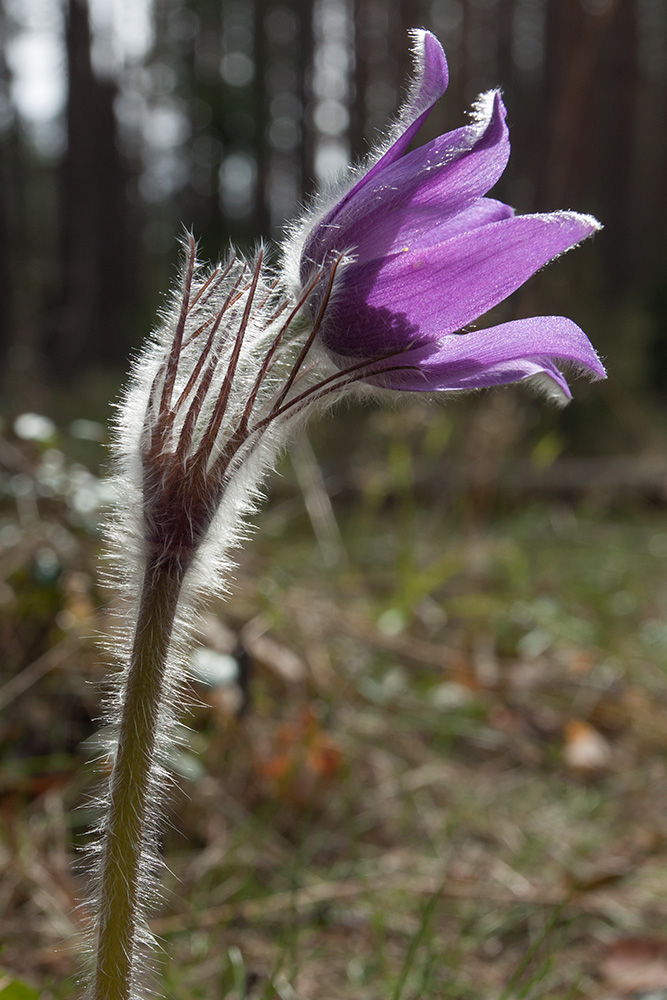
[93,554,188,1000]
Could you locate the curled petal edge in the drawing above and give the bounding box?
[328,316,606,403]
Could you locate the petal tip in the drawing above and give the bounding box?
[406,28,449,105]
[559,210,603,236]
[471,88,506,125]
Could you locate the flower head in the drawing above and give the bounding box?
[286,30,605,402]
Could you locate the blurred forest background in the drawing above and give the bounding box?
[3,1,667,998]
[0,0,666,417]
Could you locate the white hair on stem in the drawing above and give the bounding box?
[83,235,414,1000]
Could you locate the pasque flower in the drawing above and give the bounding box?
[87,30,605,1000]
[287,30,605,401]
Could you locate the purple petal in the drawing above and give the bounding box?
[300,31,448,276]
[352,316,606,397]
[306,91,509,268]
[377,354,574,399]
[349,195,516,265]
[349,30,449,192]
[403,198,515,246]
[378,91,508,211]
[336,212,601,348]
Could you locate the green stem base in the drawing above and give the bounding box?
[93,555,187,1000]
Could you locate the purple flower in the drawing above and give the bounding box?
[289,30,605,402]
